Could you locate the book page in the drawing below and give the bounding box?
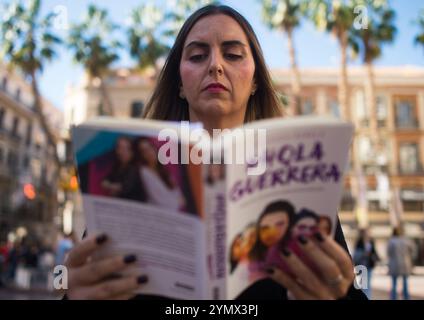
[224,121,353,299]
[73,126,207,299]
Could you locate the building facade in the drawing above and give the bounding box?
[0,65,63,246]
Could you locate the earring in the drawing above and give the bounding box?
[251,83,257,96]
[179,88,185,99]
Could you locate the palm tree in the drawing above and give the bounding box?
[349,1,396,140]
[261,0,305,116]
[67,4,121,116]
[127,4,170,78]
[164,0,218,39]
[0,0,61,165]
[307,0,357,120]
[414,9,424,53]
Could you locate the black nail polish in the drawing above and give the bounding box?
[266,268,275,275]
[298,235,308,245]
[137,275,148,284]
[95,234,107,245]
[314,232,325,242]
[123,254,137,264]
[282,248,291,257]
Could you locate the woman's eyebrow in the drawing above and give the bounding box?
[221,40,247,48]
[184,41,209,50]
[184,40,247,50]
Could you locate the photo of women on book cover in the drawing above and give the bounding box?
[75,131,202,216]
[229,200,334,296]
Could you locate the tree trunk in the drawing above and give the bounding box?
[286,27,301,116]
[338,31,349,120]
[365,60,377,142]
[30,70,60,167]
[98,77,114,116]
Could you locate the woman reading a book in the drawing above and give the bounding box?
[64,4,366,300]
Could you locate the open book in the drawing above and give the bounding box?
[71,115,354,300]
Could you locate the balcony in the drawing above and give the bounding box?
[395,119,419,129]
[363,164,389,175]
[398,164,424,176]
[377,119,386,128]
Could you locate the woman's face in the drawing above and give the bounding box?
[259,211,289,247]
[231,235,243,260]
[138,140,157,166]
[292,217,318,238]
[240,226,256,258]
[116,139,133,164]
[179,14,256,123]
[318,218,331,235]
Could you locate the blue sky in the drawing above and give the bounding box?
[38,0,424,110]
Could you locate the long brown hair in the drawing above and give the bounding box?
[143,4,283,123]
[134,138,174,189]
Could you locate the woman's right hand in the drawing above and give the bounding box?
[64,234,148,300]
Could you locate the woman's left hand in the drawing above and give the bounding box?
[267,232,356,300]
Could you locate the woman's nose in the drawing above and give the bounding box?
[208,51,224,76]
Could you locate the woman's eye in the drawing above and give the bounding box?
[225,53,242,60]
[189,54,206,62]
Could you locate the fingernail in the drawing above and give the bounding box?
[266,268,275,275]
[123,254,137,264]
[95,234,108,245]
[314,232,325,242]
[137,275,148,284]
[298,235,308,245]
[282,248,291,257]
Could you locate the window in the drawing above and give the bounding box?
[26,123,32,146]
[358,136,373,163]
[328,100,340,118]
[0,108,5,129]
[355,90,369,126]
[7,151,18,173]
[395,97,417,128]
[16,88,21,101]
[399,143,420,174]
[376,96,388,127]
[23,155,30,169]
[131,101,144,118]
[401,189,424,212]
[97,103,105,116]
[301,99,314,115]
[11,116,19,137]
[2,77,7,90]
[340,190,355,211]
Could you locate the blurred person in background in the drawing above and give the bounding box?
[55,232,75,266]
[387,226,416,300]
[6,241,23,283]
[353,229,379,299]
[0,241,9,287]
